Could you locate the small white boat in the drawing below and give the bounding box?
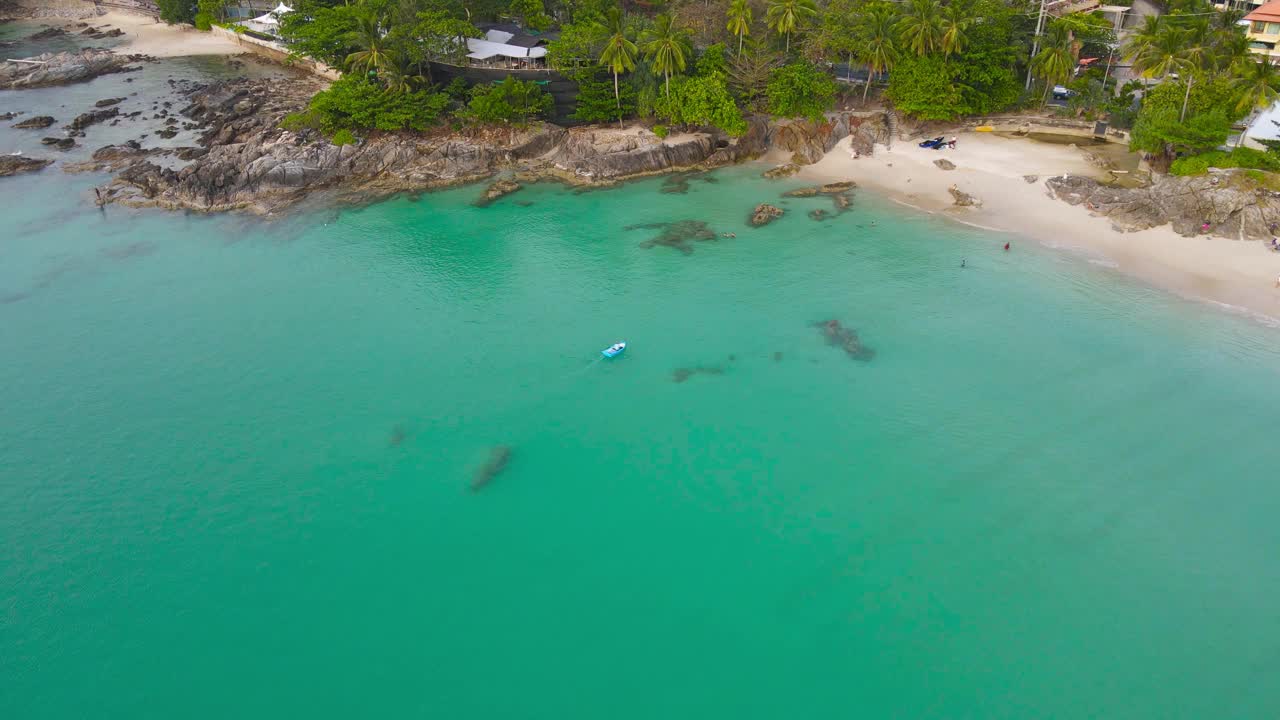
[602,342,626,358]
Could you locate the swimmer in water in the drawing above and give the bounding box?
[961,258,966,268]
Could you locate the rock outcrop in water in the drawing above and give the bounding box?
[12,115,54,129]
[0,49,142,90]
[750,203,784,227]
[1046,172,1280,240]
[66,107,118,132]
[0,155,53,176]
[477,177,521,206]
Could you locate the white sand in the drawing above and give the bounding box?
[799,132,1280,322]
[94,11,245,58]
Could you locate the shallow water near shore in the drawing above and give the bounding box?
[7,57,1280,720]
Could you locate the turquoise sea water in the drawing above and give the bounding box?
[6,37,1280,719]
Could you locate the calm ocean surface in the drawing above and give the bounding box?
[5,29,1280,719]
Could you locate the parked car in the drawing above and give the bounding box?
[1052,85,1076,101]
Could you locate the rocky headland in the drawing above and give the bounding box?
[0,48,144,90]
[80,75,896,214]
[1046,173,1280,240]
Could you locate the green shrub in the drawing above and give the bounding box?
[766,62,837,122]
[194,11,213,30]
[1169,148,1280,176]
[307,76,449,133]
[652,124,668,138]
[280,109,323,132]
[466,77,553,125]
[653,74,747,137]
[331,128,357,146]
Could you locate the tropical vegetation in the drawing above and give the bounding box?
[154,0,1277,173]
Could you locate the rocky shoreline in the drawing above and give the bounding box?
[0,48,145,89]
[1046,174,1280,240]
[72,75,893,214]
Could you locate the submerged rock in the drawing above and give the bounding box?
[0,155,54,177]
[660,173,691,194]
[819,181,856,193]
[783,187,819,198]
[831,193,852,212]
[934,158,956,171]
[672,366,725,383]
[632,219,717,254]
[478,177,522,205]
[1023,174,1039,184]
[40,137,75,150]
[809,208,828,221]
[815,319,875,361]
[763,163,801,179]
[470,446,512,492]
[12,115,55,129]
[95,97,126,108]
[750,203,784,227]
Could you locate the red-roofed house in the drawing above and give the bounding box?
[1247,0,1280,59]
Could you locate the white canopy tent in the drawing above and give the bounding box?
[272,3,293,14]
[249,12,279,26]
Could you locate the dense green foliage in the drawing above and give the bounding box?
[1121,0,1278,164]
[766,61,836,121]
[655,74,748,135]
[571,72,635,123]
[885,0,1023,120]
[156,0,196,24]
[466,77,554,124]
[1169,147,1280,175]
[301,75,450,133]
[269,0,1274,176]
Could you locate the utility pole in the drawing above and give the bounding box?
[1025,0,1047,91]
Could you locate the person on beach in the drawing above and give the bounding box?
[948,137,957,150]
[961,258,967,268]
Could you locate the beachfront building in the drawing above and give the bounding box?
[427,24,580,122]
[1246,0,1280,60]
[460,25,554,70]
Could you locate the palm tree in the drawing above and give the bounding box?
[727,0,753,57]
[1233,57,1280,144]
[1122,15,1162,66]
[345,12,393,79]
[1127,25,1190,81]
[766,0,818,54]
[641,14,692,98]
[858,3,899,102]
[381,50,423,94]
[896,0,943,57]
[1032,24,1074,106]
[597,8,638,126]
[939,1,974,58]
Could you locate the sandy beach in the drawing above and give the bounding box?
[799,132,1280,323]
[94,11,244,58]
